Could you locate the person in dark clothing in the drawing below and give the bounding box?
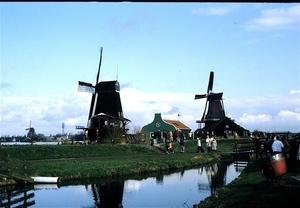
[156,130,161,142]
[265,134,274,157]
[254,137,263,159]
[164,130,171,154]
[290,136,299,160]
[281,136,290,158]
[179,133,185,153]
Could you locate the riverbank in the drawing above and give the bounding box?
[0,139,221,184]
[195,155,300,208]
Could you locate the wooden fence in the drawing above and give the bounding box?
[0,154,34,183]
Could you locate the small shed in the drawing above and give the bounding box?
[141,113,191,141]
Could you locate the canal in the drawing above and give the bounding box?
[0,160,247,208]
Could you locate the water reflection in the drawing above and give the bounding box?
[206,162,224,193]
[0,161,246,208]
[91,182,124,208]
[0,184,35,207]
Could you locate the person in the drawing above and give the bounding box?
[206,135,212,153]
[175,129,181,142]
[254,136,262,159]
[169,131,173,142]
[264,136,272,157]
[271,135,284,155]
[296,136,300,161]
[164,130,171,154]
[180,133,185,153]
[197,137,205,153]
[156,130,161,143]
[290,135,300,160]
[168,141,174,153]
[189,132,192,140]
[163,129,168,142]
[211,136,217,151]
[281,136,290,158]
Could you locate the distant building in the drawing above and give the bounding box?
[141,113,191,141]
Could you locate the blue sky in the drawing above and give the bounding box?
[1,2,299,136]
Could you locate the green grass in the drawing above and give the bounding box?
[0,143,158,160]
[30,153,218,181]
[0,140,222,181]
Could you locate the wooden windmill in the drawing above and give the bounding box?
[78,47,130,142]
[195,71,226,128]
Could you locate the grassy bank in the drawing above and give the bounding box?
[195,155,300,208]
[1,139,223,182]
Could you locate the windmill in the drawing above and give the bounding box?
[195,71,225,128]
[78,47,130,142]
[25,120,36,144]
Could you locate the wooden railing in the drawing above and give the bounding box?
[233,142,257,153]
[0,155,34,183]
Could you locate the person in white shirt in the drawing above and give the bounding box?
[206,135,212,153]
[211,136,217,151]
[197,137,205,153]
[271,135,284,155]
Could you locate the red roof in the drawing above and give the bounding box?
[163,119,191,130]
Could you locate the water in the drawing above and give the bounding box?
[0,141,62,146]
[0,161,247,208]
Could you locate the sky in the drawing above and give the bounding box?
[1,2,299,137]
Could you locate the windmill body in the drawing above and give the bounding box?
[78,47,130,142]
[195,71,226,128]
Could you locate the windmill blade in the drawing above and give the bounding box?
[207,71,214,94]
[88,93,96,119]
[95,47,103,85]
[201,99,209,121]
[195,94,207,99]
[78,81,95,93]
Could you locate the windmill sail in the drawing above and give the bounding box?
[78,81,95,93]
[88,47,103,119]
[95,47,103,85]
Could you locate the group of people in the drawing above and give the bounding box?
[162,129,185,154]
[161,129,219,154]
[197,135,217,153]
[254,134,300,160]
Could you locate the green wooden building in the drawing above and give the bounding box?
[141,113,191,142]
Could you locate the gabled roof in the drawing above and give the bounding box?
[164,119,191,130]
[205,116,246,131]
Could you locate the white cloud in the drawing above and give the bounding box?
[277,110,300,121]
[290,90,300,94]
[237,109,300,132]
[0,91,91,136]
[245,5,300,31]
[240,113,272,124]
[192,4,240,16]
[1,87,300,136]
